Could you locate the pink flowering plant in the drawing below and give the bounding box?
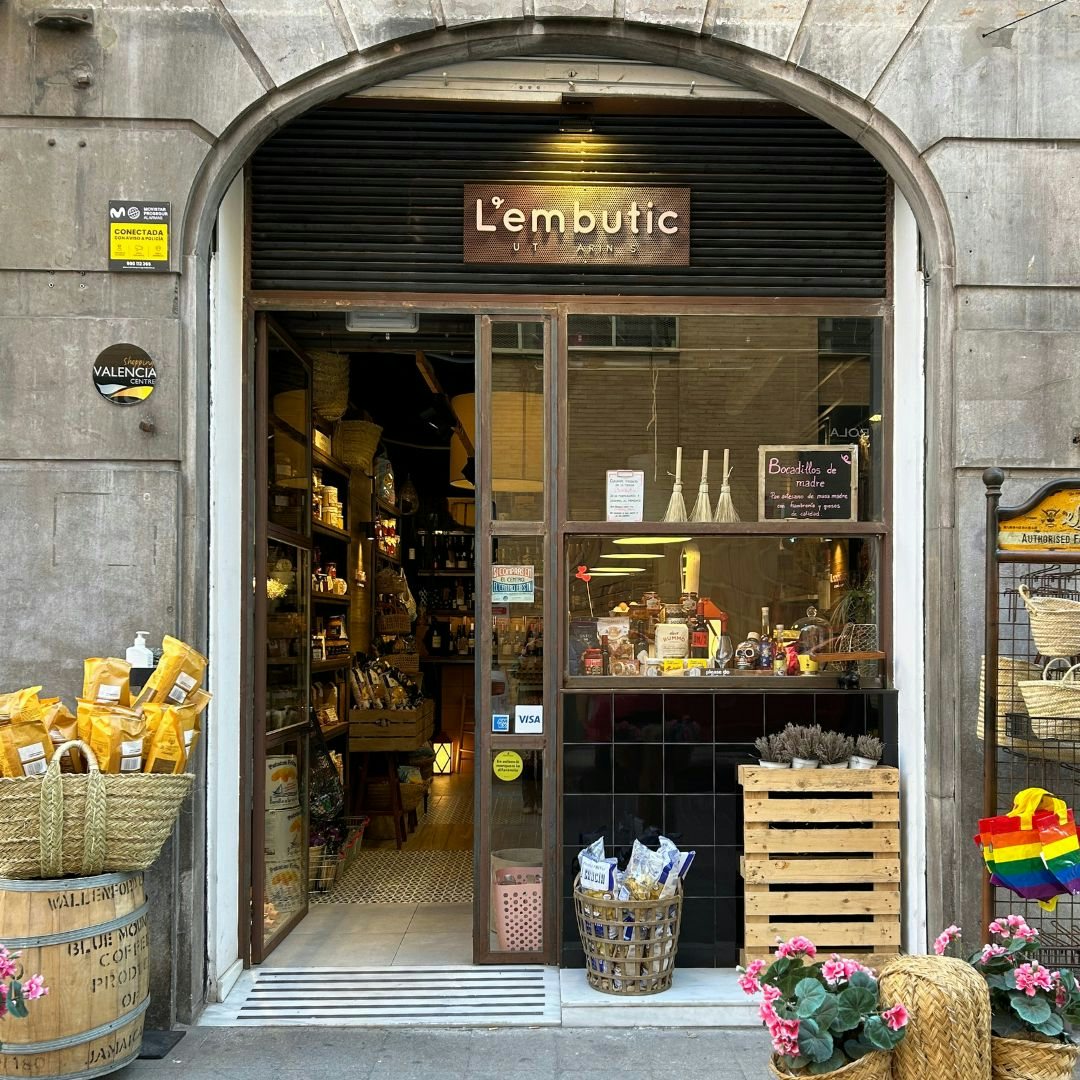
[737,936,908,1074]
[0,945,48,1030]
[935,916,1080,1042]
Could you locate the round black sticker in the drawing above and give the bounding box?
[93,343,157,406]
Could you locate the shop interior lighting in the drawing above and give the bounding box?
[346,310,419,333]
[612,536,693,545]
[869,414,883,422]
[588,567,646,573]
[432,741,453,775]
[599,552,664,559]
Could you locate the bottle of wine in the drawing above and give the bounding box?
[690,601,710,659]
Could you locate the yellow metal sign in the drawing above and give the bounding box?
[492,750,523,782]
[999,488,1080,552]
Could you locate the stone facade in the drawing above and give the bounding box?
[1,1,1078,1024]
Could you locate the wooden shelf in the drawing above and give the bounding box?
[313,520,352,543]
[312,447,351,477]
[428,609,474,618]
[420,655,475,665]
[319,721,349,740]
[376,549,401,565]
[312,593,351,607]
[375,498,399,516]
[312,657,352,672]
[269,415,308,446]
[812,651,886,663]
[417,570,473,578]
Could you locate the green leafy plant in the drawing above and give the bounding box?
[829,574,877,630]
[935,917,1080,1042]
[755,733,792,764]
[738,937,908,1074]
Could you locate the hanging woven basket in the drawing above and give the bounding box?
[768,1051,891,1080]
[336,420,382,471]
[991,1035,1080,1080]
[309,349,350,422]
[1019,584,1080,657]
[1018,663,1080,736]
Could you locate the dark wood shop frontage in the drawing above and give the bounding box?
[243,95,899,969]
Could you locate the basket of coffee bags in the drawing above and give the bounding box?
[0,635,208,878]
[573,836,694,996]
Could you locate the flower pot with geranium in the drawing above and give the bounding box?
[934,916,1080,1080]
[738,936,908,1078]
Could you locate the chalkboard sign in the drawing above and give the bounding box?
[758,444,859,521]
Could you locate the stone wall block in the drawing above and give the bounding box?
[221,0,349,86]
[955,330,1080,469]
[0,126,209,272]
[624,0,707,33]
[0,315,181,461]
[533,0,615,17]
[927,141,1080,287]
[337,0,438,51]
[0,463,179,702]
[873,6,1080,149]
[442,0,524,26]
[706,1,809,62]
[787,0,925,100]
[0,270,180,321]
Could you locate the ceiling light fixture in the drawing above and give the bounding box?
[599,552,664,560]
[612,536,693,546]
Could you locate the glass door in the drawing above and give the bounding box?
[251,314,312,963]
[475,315,557,963]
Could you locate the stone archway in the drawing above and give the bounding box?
[185,16,958,1016]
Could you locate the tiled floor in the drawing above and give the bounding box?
[266,902,473,967]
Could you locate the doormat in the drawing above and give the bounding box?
[314,849,473,904]
[424,795,473,826]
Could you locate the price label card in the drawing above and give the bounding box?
[606,469,645,522]
[515,705,543,734]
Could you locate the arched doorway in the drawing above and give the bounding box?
[192,29,949,1011]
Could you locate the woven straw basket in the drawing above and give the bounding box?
[336,420,382,471]
[1019,585,1080,658]
[991,1035,1080,1080]
[880,954,992,1080]
[768,1051,891,1080]
[0,741,192,879]
[978,655,1043,745]
[309,349,350,423]
[1018,663,1080,736]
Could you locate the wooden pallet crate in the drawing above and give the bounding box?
[348,699,434,752]
[739,765,901,968]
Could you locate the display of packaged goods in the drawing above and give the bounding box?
[266,754,300,810]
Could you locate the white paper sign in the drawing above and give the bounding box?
[606,469,645,522]
[515,704,543,734]
[492,564,534,603]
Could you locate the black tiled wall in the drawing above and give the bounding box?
[560,688,899,968]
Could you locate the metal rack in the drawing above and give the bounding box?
[982,471,1080,964]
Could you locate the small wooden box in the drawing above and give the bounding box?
[348,699,434,752]
[738,765,901,968]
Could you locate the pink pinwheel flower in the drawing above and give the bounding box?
[759,1000,779,1027]
[1014,923,1038,941]
[1055,976,1068,1008]
[882,1003,909,1031]
[1015,963,1054,997]
[988,919,1008,937]
[1007,915,1028,929]
[770,1017,801,1058]
[934,925,961,955]
[822,957,849,984]
[22,975,47,1001]
[762,983,782,1003]
[0,949,17,981]
[738,971,762,996]
[980,944,1007,964]
[776,935,817,960]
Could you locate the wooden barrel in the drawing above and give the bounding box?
[0,872,148,1079]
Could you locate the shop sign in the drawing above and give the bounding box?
[758,444,859,521]
[463,183,689,266]
[999,488,1080,552]
[493,750,523,782]
[108,201,170,271]
[92,343,157,406]
[606,470,645,522]
[492,564,534,603]
[515,704,543,735]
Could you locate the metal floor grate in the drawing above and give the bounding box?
[200,966,561,1027]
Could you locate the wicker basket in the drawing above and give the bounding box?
[336,420,382,471]
[979,656,1045,753]
[1018,664,1080,735]
[573,875,682,995]
[879,954,991,1080]
[991,1035,1080,1080]
[0,741,193,878]
[377,613,413,635]
[769,1051,891,1080]
[388,652,420,674]
[309,349,350,423]
[1020,585,1080,657]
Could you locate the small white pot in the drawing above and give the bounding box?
[757,759,790,769]
[791,757,819,769]
[820,761,850,769]
[849,755,879,770]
